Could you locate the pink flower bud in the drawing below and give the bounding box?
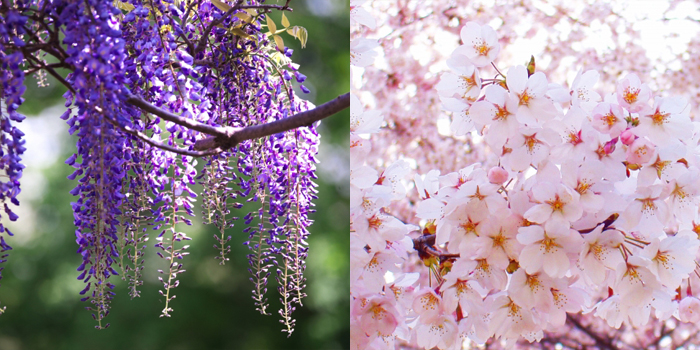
[626,137,655,165]
[488,166,509,184]
[620,129,635,145]
[604,138,617,154]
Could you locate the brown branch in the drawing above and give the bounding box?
[238,3,292,11]
[124,94,224,136]
[412,234,460,261]
[101,112,222,157]
[566,315,617,350]
[193,92,349,151]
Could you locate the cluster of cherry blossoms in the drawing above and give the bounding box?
[352,15,700,349]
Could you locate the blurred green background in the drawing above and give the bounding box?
[0,1,349,349]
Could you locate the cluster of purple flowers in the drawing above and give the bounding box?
[0,3,28,287]
[0,0,322,333]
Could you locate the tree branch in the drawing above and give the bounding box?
[124,94,224,136]
[102,113,222,157]
[193,92,349,151]
[412,234,460,261]
[566,315,617,350]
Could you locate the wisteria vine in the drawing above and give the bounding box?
[0,0,348,334]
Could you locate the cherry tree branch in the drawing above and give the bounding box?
[412,234,459,260]
[566,315,617,350]
[193,92,350,151]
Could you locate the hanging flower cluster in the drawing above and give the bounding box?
[1,0,348,334]
[0,3,28,294]
[351,15,700,349]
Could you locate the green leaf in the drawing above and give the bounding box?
[281,13,290,28]
[210,0,231,12]
[266,14,277,33]
[273,35,284,52]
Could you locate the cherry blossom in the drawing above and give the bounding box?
[454,21,500,68]
[351,2,700,348]
[616,73,651,113]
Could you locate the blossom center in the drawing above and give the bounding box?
[576,180,592,195]
[494,105,510,121]
[604,112,618,127]
[518,92,532,106]
[541,235,560,252]
[650,110,670,126]
[546,196,565,212]
[523,134,540,153]
[623,87,640,104]
[368,215,384,230]
[473,39,491,56]
[672,183,688,200]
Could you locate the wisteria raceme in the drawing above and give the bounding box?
[0,5,27,298]
[352,1,700,349]
[0,0,347,334]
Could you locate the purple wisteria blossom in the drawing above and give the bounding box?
[0,0,348,334]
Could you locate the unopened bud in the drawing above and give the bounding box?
[604,138,617,154]
[620,129,635,145]
[488,166,509,184]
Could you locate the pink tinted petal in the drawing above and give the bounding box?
[506,65,528,94]
[527,72,548,96]
[509,146,532,171]
[520,244,545,274]
[543,249,569,278]
[485,85,507,106]
[517,225,544,245]
[523,204,553,224]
